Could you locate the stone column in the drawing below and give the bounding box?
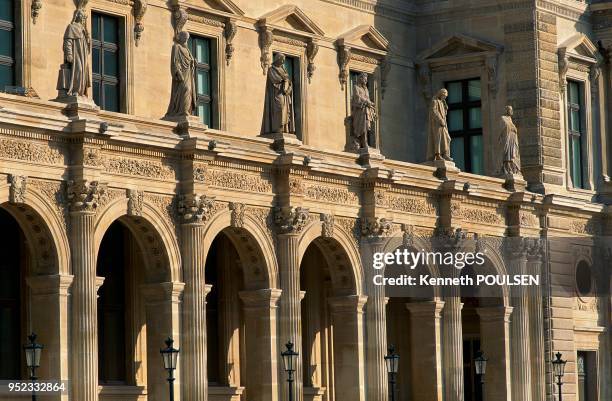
[362,236,388,401]
[240,288,283,401]
[67,179,104,401]
[141,282,185,401]
[181,222,210,401]
[328,295,368,401]
[406,301,445,401]
[442,281,464,401]
[27,274,74,401]
[527,241,546,401]
[506,241,532,401]
[278,232,303,401]
[477,306,513,401]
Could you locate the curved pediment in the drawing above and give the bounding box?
[336,25,389,55]
[418,34,502,61]
[257,4,325,37]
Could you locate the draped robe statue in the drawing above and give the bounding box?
[57,9,91,97]
[499,106,521,175]
[350,73,377,150]
[261,53,295,135]
[165,31,197,118]
[427,89,452,161]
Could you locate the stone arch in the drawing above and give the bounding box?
[94,196,181,283]
[298,219,364,296]
[0,183,69,275]
[201,209,278,290]
[474,240,510,306]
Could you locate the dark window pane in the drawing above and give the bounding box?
[570,109,581,132]
[469,107,482,129]
[194,38,209,64]
[283,56,294,78]
[103,50,118,77]
[447,82,462,104]
[470,135,484,175]
[451,136,466,171]
[92,47,101,74]
[448,109,464,132]
[569,81,580,105]
[92,81,101,105]
[0,64,13,89]
[196,70,210,96]
[197,102,211,126]
[571,136,583,188]
[0,0,13,22]
[92,14,101,40]
[468,80,481,101]
[0,29,13,57]
[103,83,119,112]
[103,16,118,44]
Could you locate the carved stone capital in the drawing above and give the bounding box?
[503,237,528,259]
[432,227,470,251]
[321,213,335,237]
[66,180,107,214]
[274,206,309,234]
[178,194,216,224]
[525,237,544,262]
[360,217,392,238]
[127,189,144,217]
[229,202,245,228]
[8,174,27,204]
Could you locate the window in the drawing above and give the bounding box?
[350,70,376,147]
[0,0,15,89]
[568,80,586,188]
[189,36,216,127]
[577,351,597,401]
[445,79,483,174]
[274,52,301,139]
[92,13,121,112]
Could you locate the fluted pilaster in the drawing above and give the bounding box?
[527,249,546,401]
[181,223,210,401]
[278,233,303,401]
[442,276,464,401]
[70,211,98,401]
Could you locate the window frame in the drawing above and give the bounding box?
[567,80,586,189]
[0,0,16,89]
[444,78,484,174]
[189,34,217,128]
[91,11,123,112]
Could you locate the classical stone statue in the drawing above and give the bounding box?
[57,9,91,98]
[261,53,295,135]
[427,89,452,161]
[350,72,377,150]
[499,106,521,175]
[165,31,197,119]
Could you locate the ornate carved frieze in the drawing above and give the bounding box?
[305,184,359,205]
[177,194,216,224]
[66,180,107,213]
[207,169,272,193]
[570,219,598,236]
[104,156,175,180]
[519,210,540,228]
[8,175,27,204]
[193,162,208,182]
[274,206,309,234]
[360,217,392,238]
[83,147,103,167]
[388,195,436,215]
[229,202,245,228]
[321,213,335,237]
[462,207,504,226]
[0,138,64,165]
[289,177,305,195]
[127,189,144,217]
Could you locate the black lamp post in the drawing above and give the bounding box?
[23,333,43,401]
[474,350,488,401]
[160,337,179,401]
[281,342,298,401]
[384,345,399,401]
[552,352,567,401]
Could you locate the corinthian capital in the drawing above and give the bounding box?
[360,217,392,238]
[274,206,309,234]
[67,180,106,213]
[178,194,216,224]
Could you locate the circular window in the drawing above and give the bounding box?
[575,261,593,297]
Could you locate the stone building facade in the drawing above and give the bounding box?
[0,1,610,401]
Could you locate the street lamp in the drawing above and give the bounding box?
[384,345,399,401]
[552,352,567,401]
[160,337,179,401]
[23,333,43,401]
[281,342,298,401]
[474,350,488,401]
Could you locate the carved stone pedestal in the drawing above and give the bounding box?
[163,114,208,136]
[261,132,302,153]
[53,94,100,119]
[357,146,385,168]
[425,159,460,180]
[502,173,526,192]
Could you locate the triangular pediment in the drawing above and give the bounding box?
[336,25,389,53]
[258,5,324,37]
[560,34,599,60]
[418,34,502,61]
[198,0,244,15]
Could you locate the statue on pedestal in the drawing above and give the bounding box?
[499,106,521,176]
[350,72,377,150]
[427,88,452,161]
[261,53,295,135]
[56,9,91,98]
[165,31,197,119]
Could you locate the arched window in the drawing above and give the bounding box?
[575,261,593,297]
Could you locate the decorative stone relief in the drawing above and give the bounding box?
[337,46,351,89]
[306,40,319,83]
[570,219,598,236]
[519,211,539,228]
[305,184,359,205]
[66,180,107,213]
[388,195,436,215]
[133,0,147,46]
[417,63,432,100]
[172,7,188,40]
[246,207,274,241]
[29,179,68,230]
[374,189,388,207]
[274,207,309,234]
[360,217,392,238]
[486,55,498,97]
[83,147,103,167]
[335,216,359,248]
[127,189,144,217]
[31,0,42,23]
[8,175,27,204]
[224,19,237,66]
[0,138,64,165]
[147,194,178,230]
[193,163,207,182]
[229,202,245,228]
[258,27,274,75]
[402,224,415,248]
[105,157,175,180]
[558,49,570,93]
[289,177,305,195]
[462,208,504,226]
[178,194,216,224]
[207,169,272,193]
[321,214,335,237]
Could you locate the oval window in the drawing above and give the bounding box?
[575,261,592,297]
